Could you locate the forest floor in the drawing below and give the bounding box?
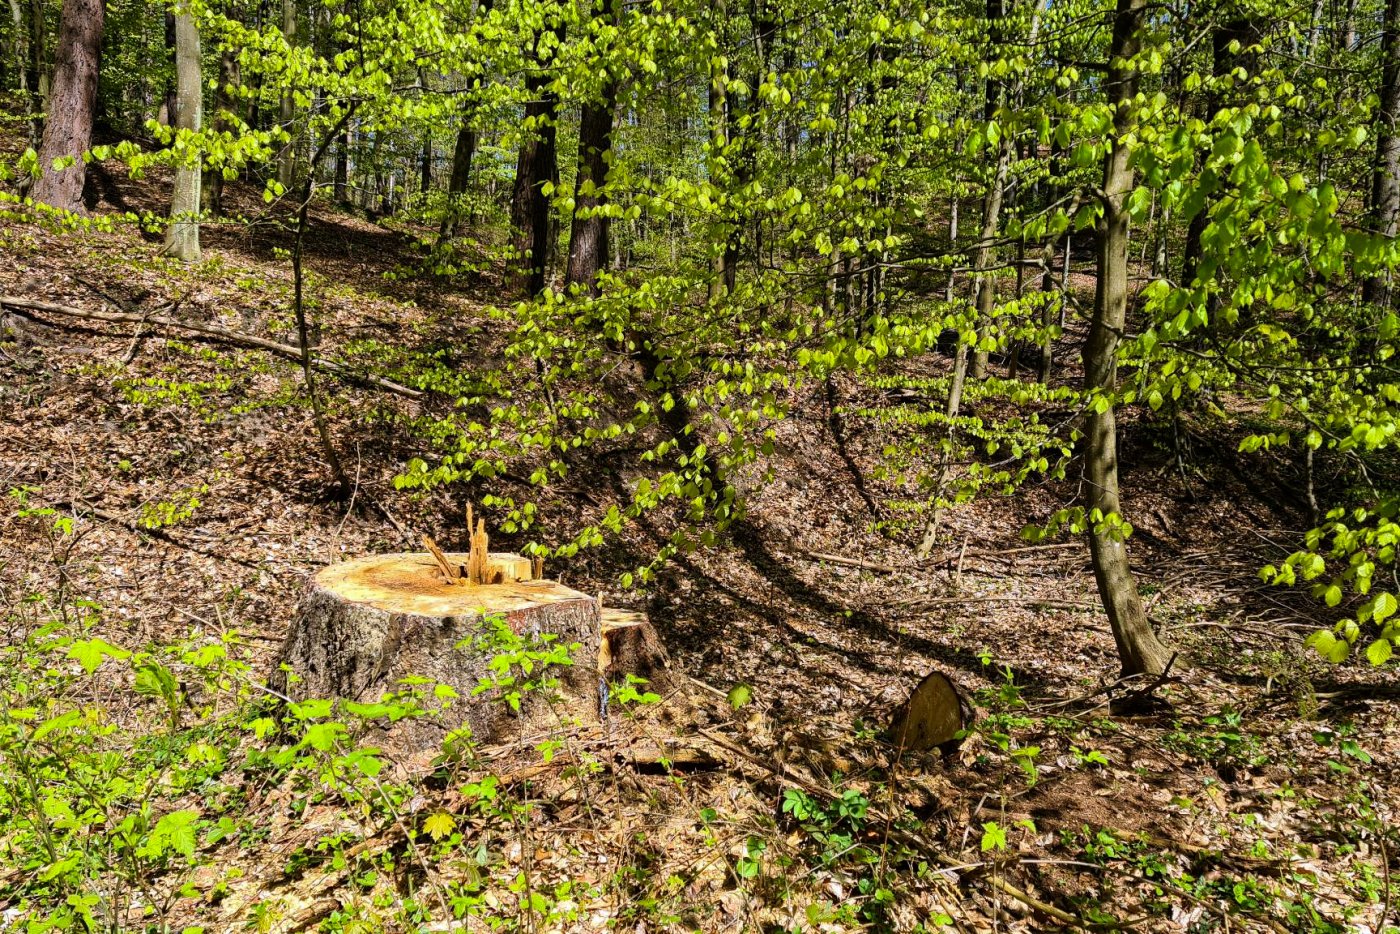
[1,162,1398,933]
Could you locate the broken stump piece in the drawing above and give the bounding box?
[600,608,675,694]
[886,671,968,754]
[276,552,601,752]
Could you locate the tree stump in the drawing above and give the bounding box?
[277,552,602,751]
[886,671,968,754]
[600,608,676,695]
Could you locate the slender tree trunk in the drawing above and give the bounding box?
[9,0,27,107]
[565,82,617,294]
[1038,239,1057,383]
[437,103,477,243]
[163,7,201,262]
[292,113,355,493]
[1365,0,1400,306]
[510,26,562,298]
[969,0,1008,381]
[30,0,102,214]
[202,47,239,217]
[1181,17,1258,291]
[277,0,297,189]
[1307,0,1324,57]
[944,189,959,303]
[420,131,432,193]
[158,10,175,125]
[27,0,46,146]
[707,5,733,302]
[333,129,349,203]
[1083,0,1173,678]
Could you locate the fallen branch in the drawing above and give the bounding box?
[893,595,1101,613]
[805,552,898,574]
[50,499,266,572]
[0,294,424,400]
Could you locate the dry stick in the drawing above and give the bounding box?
[0,295,423,399]
[695,727,1083,928]
[893,595,1101,612]
[50,499,265,572]
[805,551,897,573]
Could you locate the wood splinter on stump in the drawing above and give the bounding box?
[277,550,599,753]
[421,503,543,586]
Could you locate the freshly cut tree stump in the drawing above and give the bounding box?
[278,552,602,749]
[886,671,968,754]
[600,608,675,694]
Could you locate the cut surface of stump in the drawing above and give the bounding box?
[278,552,601,754]
[886,671,967,754]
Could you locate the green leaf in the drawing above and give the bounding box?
[32,710,82,741]
[1366,638,1393,666]
[980,821,1007,852]
[142,810,199,859]
[67,638,130,674]
[1306,629,1349,663]
[727,684,753,709]
[1373,592,1397,624]
[423,812,456,841]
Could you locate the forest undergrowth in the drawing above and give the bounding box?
[1,165,1398,934]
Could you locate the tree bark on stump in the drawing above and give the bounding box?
[277,552,602,752]
[600,608,675,694]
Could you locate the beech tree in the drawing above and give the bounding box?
[162,4,201,262]
[1081,0,1173,676]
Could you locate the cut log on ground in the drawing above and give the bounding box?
[277,552,602,754]
[886,670,968,754]
[600,608,675,694]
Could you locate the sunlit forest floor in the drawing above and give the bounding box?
[2,163,1398,932]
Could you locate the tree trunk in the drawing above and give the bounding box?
[565,65,618,294]
[1182,17,1259,290]
[969,0,1007,381]
[26,0,45,146]
[1038,240,1057,383]
[420,130,432,194]
[278,552,603,754]
[202,47,240,217]
[708,8,732,302]
[30,0,102,214]
[157,10,175,126]
[437,105,477,243]
[1365,0,1400,307]
[277,0,297,189]
[1083,0,1173,678]
[509,30,561,298]
[600,608,675,695]
[9,0,28,116]
[333,128,349,203]
[163,8,201,263]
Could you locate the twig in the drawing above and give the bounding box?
[0,294,423,399]
[804,551,897,573]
